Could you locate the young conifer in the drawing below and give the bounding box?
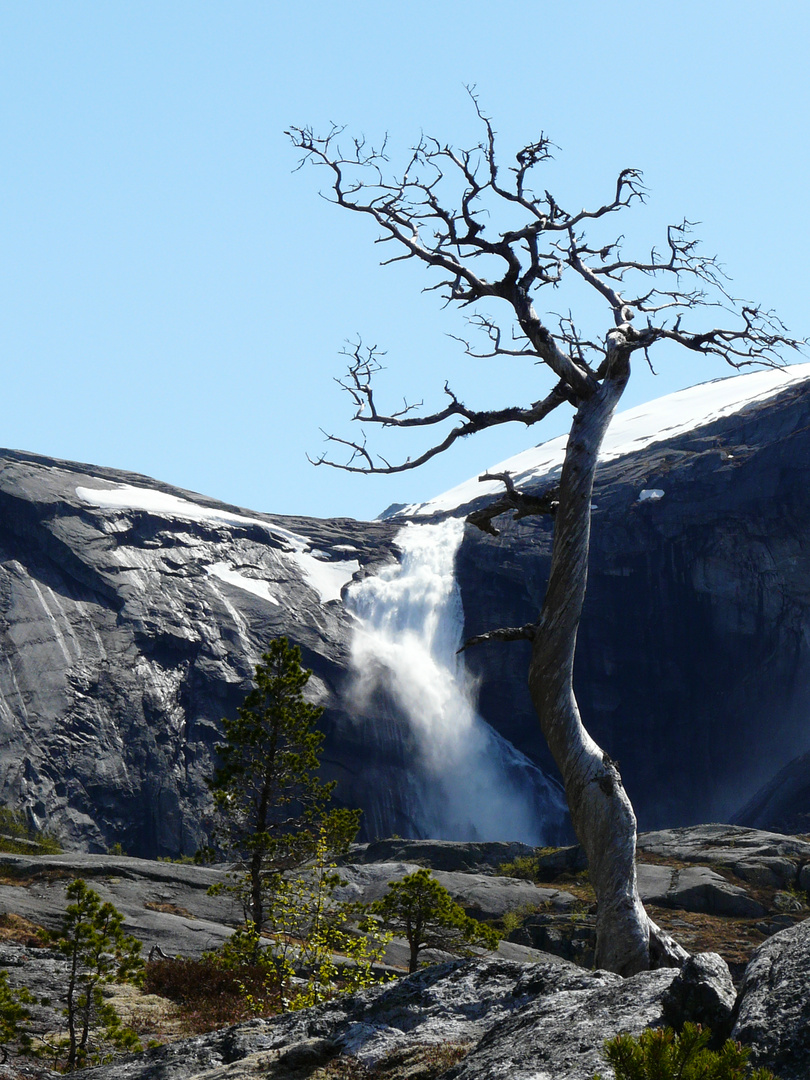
[207,637,360,933]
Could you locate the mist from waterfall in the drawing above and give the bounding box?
[346,518,567,844]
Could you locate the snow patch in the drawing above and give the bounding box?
[206,563,281,606]
[400,363,810,517]
[75,483,310,550]
[287,551,360,604]
[639,489,665,502]
[76,482,360,605]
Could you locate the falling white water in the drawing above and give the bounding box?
[346,518,567,844]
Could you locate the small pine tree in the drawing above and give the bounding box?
[43,879,143,1072]
[206,638,360,933]
[370,868,500,973]
[212,827,390,1012]
[595,1023,779,1080]
[0,970,34,1064]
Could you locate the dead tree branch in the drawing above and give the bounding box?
[289,101,804,478]
[466,472,560,536]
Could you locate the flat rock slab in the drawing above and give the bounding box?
[333,862,576,921]
[0,853,240,957]
[349,840,536,874]
[733,916,810,1079]
[637,862,766,918]
[638,824,810,861]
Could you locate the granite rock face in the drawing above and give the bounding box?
[455,377,810,831]
[65,953,740,1080]
[732,747,810,835]
[732,918,810,1079]
[2,369,810,853]
[0,450,398,855]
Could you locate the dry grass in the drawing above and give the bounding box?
[143,901,195,919]
[0,912,50,947]
[102,982,188,1045]
[143,956,282,1036]
[646,906,769,968]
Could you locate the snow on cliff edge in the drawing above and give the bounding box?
[398,363,810,518]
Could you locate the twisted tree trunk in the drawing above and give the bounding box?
[527,353,685,975]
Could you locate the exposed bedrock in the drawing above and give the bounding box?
[0,450,400,856]
[456,380,810,831]
[0,372,809,854]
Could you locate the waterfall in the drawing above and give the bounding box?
[346,518,567,844]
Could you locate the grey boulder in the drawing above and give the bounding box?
[733,917,810,1079]
[349,839,537,874]
[637,862,766,918]
[638,824,810,893]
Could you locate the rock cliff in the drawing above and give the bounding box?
[1,364,809,852]
[448,366,810,831]
[0,451,399,855]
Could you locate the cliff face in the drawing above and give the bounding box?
[1,366,809,853]
[453,373,810,830]
[0,451,399,855]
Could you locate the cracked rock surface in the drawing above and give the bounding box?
[732,918,810,1080]
[64,951,745,1080]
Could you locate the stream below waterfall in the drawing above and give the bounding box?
[346,518,567,844]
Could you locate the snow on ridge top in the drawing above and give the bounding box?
[401,362,810,517]
[76,482,361,604]
[75,482,309,550]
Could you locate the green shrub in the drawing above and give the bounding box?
[496,854,542,880]
[0,807,62,855]
[496,847,562,881]
[0,969,34,1062]
[369,868,499,973]
[595,1023,779,1080]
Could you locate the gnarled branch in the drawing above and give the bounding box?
[466,472,560,536]
[457,623,537,653]
[290,99,805,477]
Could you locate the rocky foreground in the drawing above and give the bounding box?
[0,824,808,1079]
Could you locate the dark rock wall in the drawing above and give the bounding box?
[457,382,810,830]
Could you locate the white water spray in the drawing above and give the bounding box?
[346,518,567,844]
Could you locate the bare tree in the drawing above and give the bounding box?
[287,98,804,975]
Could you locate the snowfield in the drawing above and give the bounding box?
[399,363,810,517]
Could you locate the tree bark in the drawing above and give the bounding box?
[527,353,654,975]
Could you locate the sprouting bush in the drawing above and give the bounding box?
[496,854,542,880]
[496,847,564,881]
[594,1023,779,1080]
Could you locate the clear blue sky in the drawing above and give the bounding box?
[1,2,807,520]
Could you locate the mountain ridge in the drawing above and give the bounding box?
[0,365,809,852]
